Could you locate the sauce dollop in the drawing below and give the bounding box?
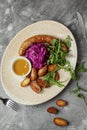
[13,59,29,75]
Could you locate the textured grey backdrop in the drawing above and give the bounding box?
[0,0,87,130]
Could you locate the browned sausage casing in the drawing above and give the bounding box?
[18,35,55,56]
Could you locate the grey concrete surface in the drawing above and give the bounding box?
[0,0,87,130]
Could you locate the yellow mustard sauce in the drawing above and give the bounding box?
[13,59,29,75]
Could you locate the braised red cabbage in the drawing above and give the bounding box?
[25,43,49,69]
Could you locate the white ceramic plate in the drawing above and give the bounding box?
[1,20,77,105]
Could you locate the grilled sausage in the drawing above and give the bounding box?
[19,35,55,56]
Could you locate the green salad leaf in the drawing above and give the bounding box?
[76,62,87,72]
[58,61,77,80]
[43,69,64,87]
[65,35,72,48]
[49,38,87,106]
[70,82,87,105]
[46,35,76,86]
[47,38,68,66]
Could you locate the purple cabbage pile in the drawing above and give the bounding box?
[25,43,49,69]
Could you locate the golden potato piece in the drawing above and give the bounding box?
[21,77,30,87]
[30,68,38,81]
[30,82,42,93]
[48,64,57,72]
[38,65,48,77]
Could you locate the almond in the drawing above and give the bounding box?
[21,77,30,87]
[47,107,58,114]
[30,82,42,93]
[54,71,60,81]
[53,117,68,126]
[48,64,57,72]
[62,43,69,52]
[56,99,67,107]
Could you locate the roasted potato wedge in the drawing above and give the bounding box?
[21,77,30,87]
[30,67,38,81]
[36,78,50,88]
[48,64,57,72]
[38,65,48,77]
[30,82,42,93]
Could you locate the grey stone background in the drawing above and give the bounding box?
[0,0,87,130]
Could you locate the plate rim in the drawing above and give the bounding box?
[0,20,77,105]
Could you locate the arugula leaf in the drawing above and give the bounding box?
[65,35,72,48]
[70,82,87,93]
[47,36,76,81]
[59,61,77,80]
[47,38,68,66]
[46,36,76,87]
[77,93,87,106]
[43,69,64,87]
[70,82,87,106]
[76,62,87,72]
[78,87,87,92]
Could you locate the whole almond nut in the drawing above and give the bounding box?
[54,71,60,81]
[62,43,69,52]
[47,107,58,114]
[21,77,30,87]
[56,99,67,107]
[53,117,68,126]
